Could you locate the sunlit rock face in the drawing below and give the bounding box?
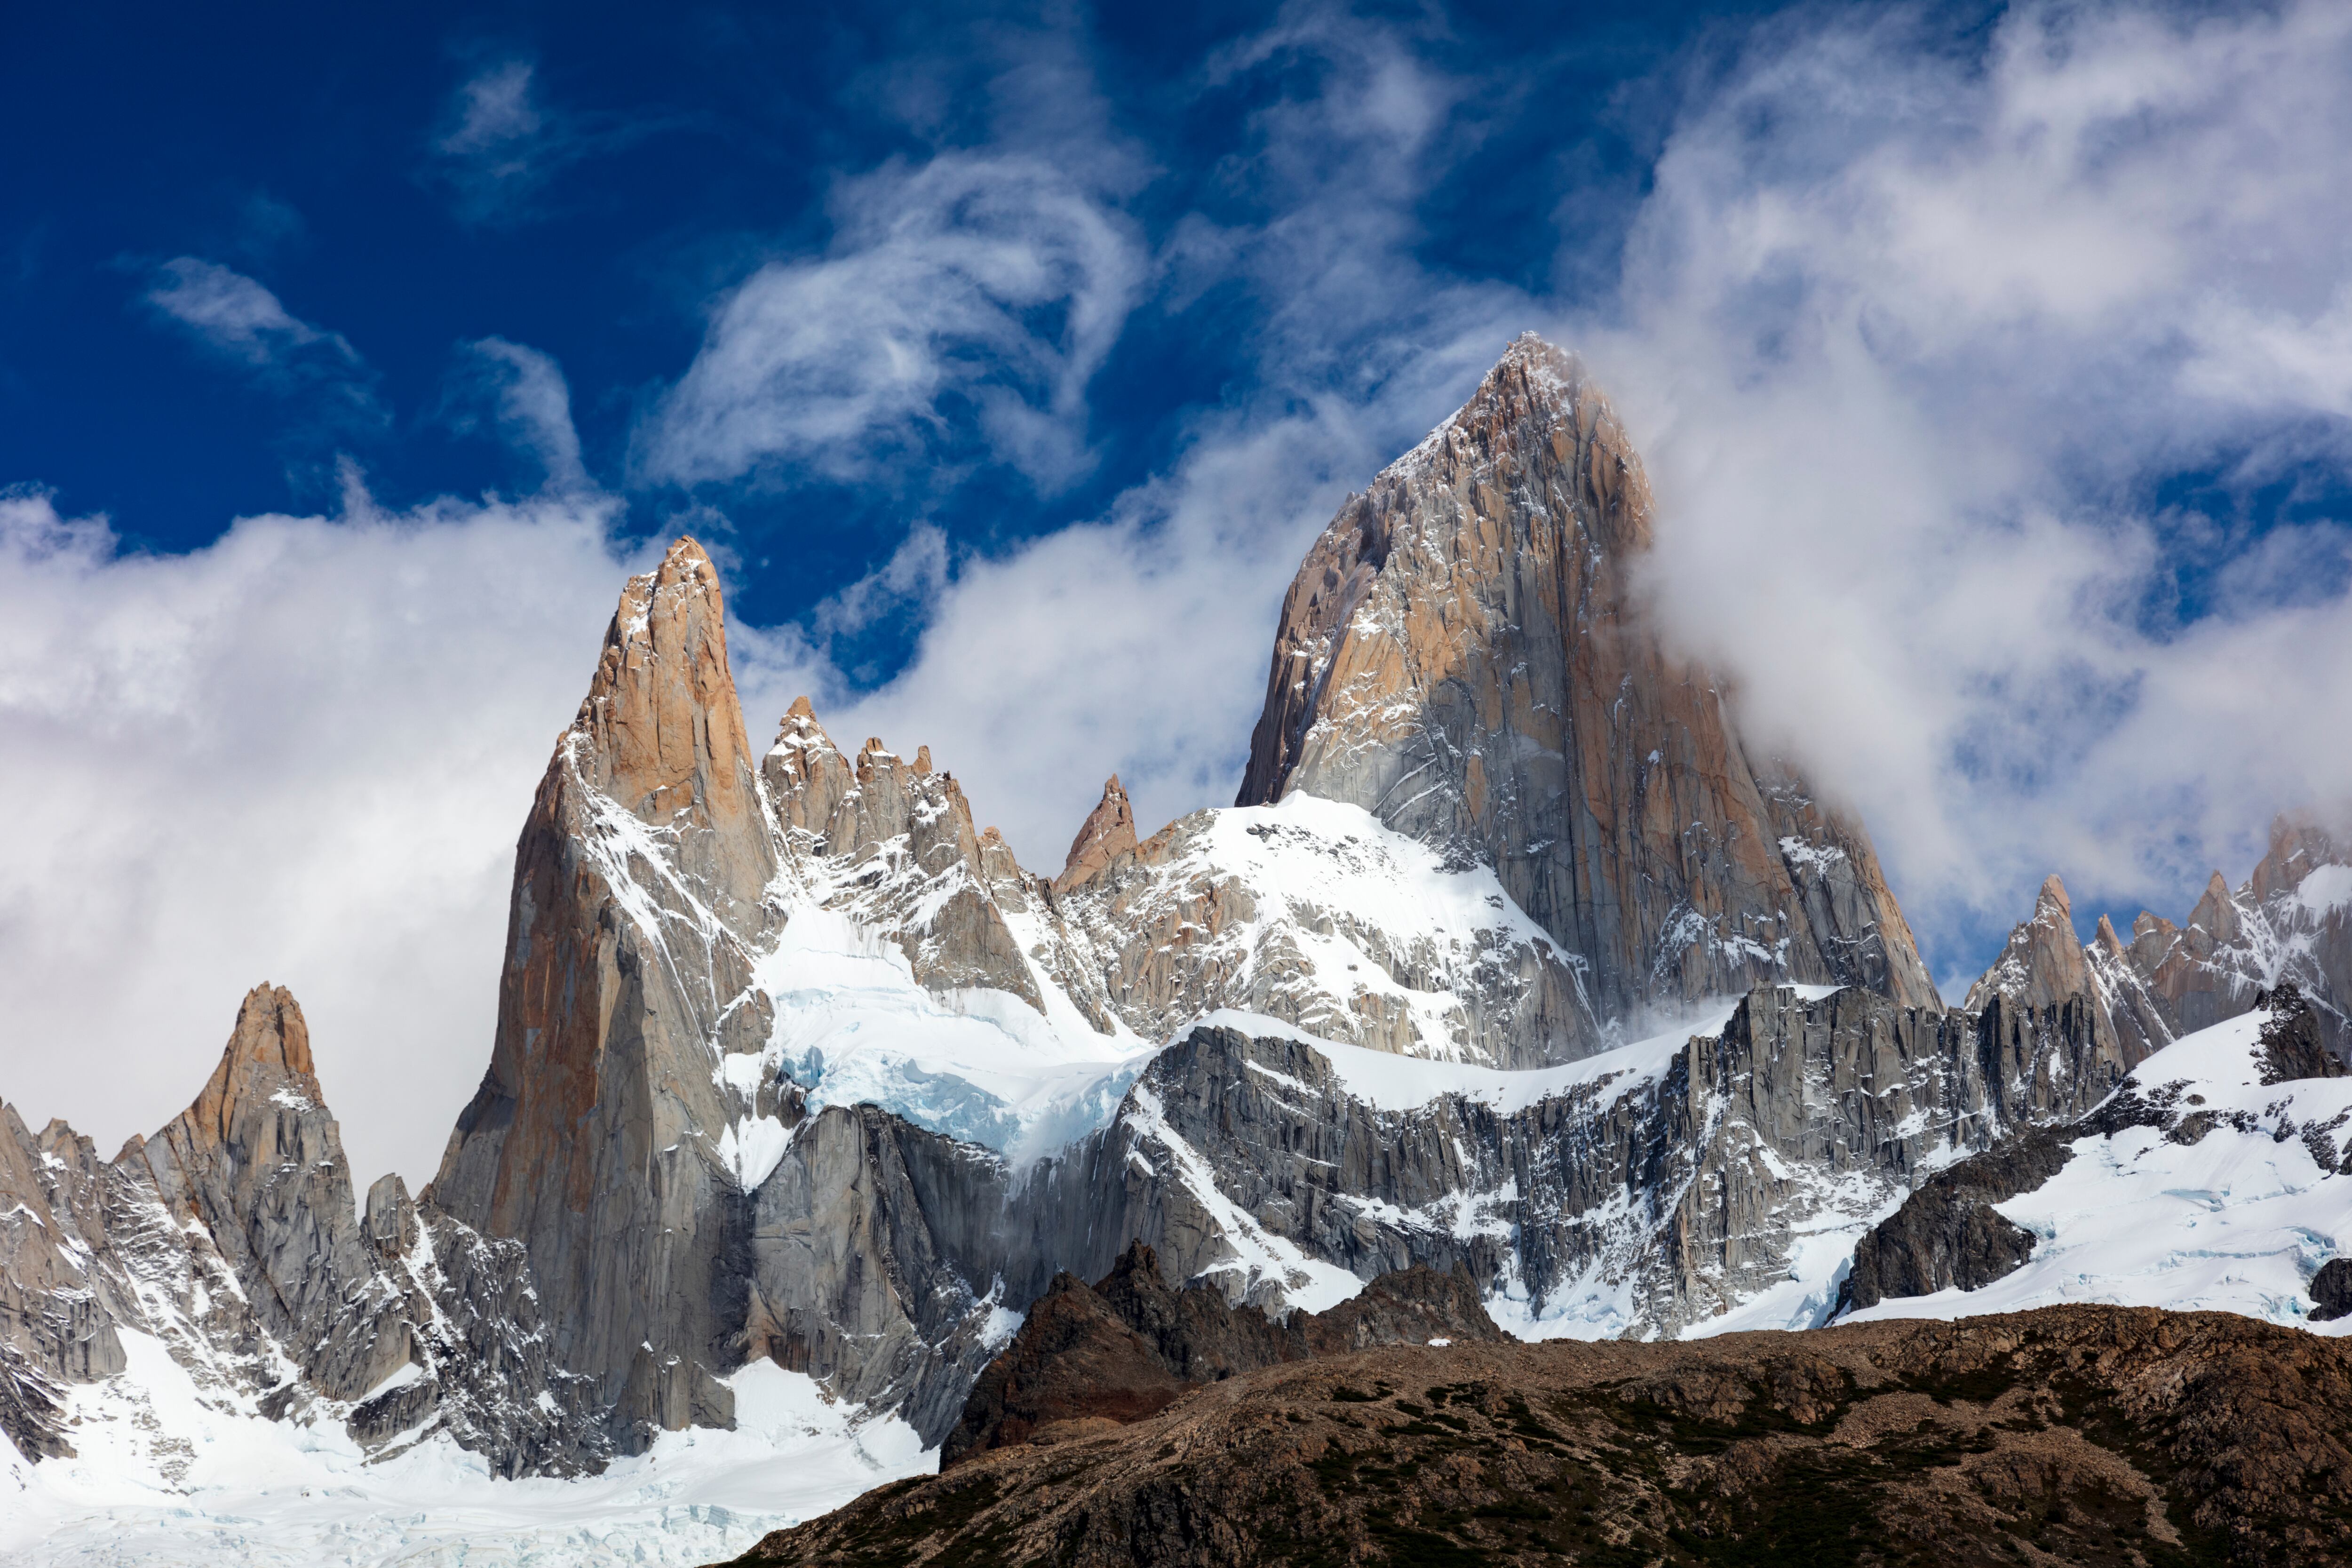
[1237,333,1940,1044]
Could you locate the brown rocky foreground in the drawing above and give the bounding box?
[718,1306,2352,1568]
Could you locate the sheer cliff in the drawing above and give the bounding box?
[1237,334,1938,1037]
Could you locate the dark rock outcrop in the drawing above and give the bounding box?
[1837,1125,2075,1313]
[731,1307,2352,1568]
[2312,1258,2352,1323]
[2255,982,2345,1084]
[943,1241,1499,1466]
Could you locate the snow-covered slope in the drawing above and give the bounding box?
[0,1350,926,1568]
[1054,794,1597,1069]
[1839,1005,2352,1333]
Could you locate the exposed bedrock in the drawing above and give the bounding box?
[1836,1126,2076,1313]
[942,1239,1501,1466]
[1237,333,1939,1031]
[1974,821,2352,1069]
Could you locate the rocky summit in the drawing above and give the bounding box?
[4,334,2349,1566]
[1239,334,1940,1035]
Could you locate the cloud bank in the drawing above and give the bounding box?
[1578,0,2352,979]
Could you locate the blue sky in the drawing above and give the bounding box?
[8,0,2352,1185]
[2,0,1733,638]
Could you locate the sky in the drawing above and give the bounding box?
[7,0,2352,1191]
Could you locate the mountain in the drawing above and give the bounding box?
[1238,334,1940,1031]
[0,985,600,1480]
[5,335,2350,1567]
[1968,820,2352,1063]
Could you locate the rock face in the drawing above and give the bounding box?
[943,1240,1501,1466]
[1836,1125,2075,1313]
[1836,986,2352,1324]
[1974,819,2352,1067]
[431,537,779,1451]
[2313,1259,2352,1323]
[2255,983,2345,1085]
[1053,775,1138,895]
[732,1307,2352,1568]
[1237,334,1939,1036]
[1064,990,2131,1342]
[0,987,605,1477]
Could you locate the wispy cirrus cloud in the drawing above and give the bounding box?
[635,150,1146,494]
[442,336,589,492]
[428,56,673,226]
[141,256,383,426]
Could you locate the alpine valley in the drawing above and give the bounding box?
[6,337,2351,1567]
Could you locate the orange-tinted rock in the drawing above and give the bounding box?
[431,536,774,1450]
[1052,775,1138,895]
[1975,814,2351,1065]
[1237,334,1938,1035]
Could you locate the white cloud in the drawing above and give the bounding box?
[636,151,1147,492]
[0,486,642,1190]
[447,336,589,491]
[715,6,1539,864]
[141,258,381,423]
[1571,0,2352,957]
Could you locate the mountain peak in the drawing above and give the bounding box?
[1234,332,1936,1027]
[182,983,316,1146]
[572,536,756,831]
[1964,872,2103,1020]
[1053,774,1138,896]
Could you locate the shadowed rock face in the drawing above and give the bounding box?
[1237,334,1939,1036]
[1837,1124,2076,1313]
[1076,990,2133,1343]
[2314,1259,2352,1323]
[0,987,607,1476]
[729,1308,2352,1568]
[943,1241,1502,1466]
[133,986,411,1407]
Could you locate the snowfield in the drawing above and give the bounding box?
[1836,1008,2352,1335]
[0,1348,928,1567]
